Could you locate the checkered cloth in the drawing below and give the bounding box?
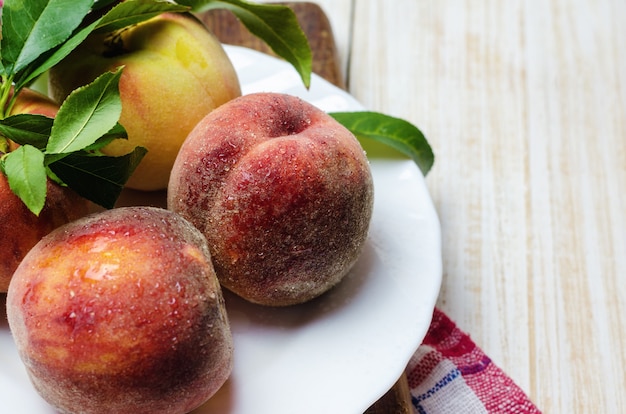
[406,309,542,414]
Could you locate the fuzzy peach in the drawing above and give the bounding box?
[0,176,89,292]
[48,12,241,191]
[0,89,89,292]
[6,207,232,414]
[168,92,374,306]
[9,88,59,118]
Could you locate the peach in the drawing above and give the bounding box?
[48,12,241,191]
[5,87,63,154]
[6,207,232,414]
[1,88,89,292]
[168,92,374,306]
[0,176,89,292]
[9,88,59,118]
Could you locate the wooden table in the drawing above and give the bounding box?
[207,1,626,412]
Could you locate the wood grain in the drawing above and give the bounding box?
[205,1,626,412]
[201,3,412,413]
[347,0,626,412]
[199,2,345,89]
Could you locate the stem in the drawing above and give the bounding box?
[3,92,18,118]
[0,75,14,119]
[0,74,18,152]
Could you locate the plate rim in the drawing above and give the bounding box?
[0,45,442,414]
[214,45,443,413]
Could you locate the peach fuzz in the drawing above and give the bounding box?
[1,89,89,292]
[168,92,374,307]
[48,12,241,191]
[9,88,59,118]
[6,207,232,414]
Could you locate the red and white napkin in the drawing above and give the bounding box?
[407,309,542,413]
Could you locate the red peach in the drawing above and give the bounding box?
[6,207,232,414]
[9,88,59,118]
[168,92,374,306]
[1,89,89,292]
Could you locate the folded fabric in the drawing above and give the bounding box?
[406,308,542,414]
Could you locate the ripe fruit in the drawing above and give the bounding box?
[9,88,59,118]
[0,89,89,292]
[6,206,233,414]
[0,176,89,292]
[48,12,241,191]
[168,92,374,306]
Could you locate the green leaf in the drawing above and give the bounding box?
[48,146,147,209]
[92,0,123,12]
[0,0,94,75]
[178,0,312,88]
[330,111,435,176]
[47,68,124,155]
[2,144,47,215]
[43,121,127,164]
[44,165,66,187]
[0,114,54,150]
[14,20,101,90]
[83,122,128,152]
[95,0,190,33]
[14,1,191,88]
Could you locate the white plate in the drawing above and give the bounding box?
[0,45,442,414]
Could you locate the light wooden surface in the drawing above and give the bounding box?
[286,0,626,412]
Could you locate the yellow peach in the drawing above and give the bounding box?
[48,12,241,191]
